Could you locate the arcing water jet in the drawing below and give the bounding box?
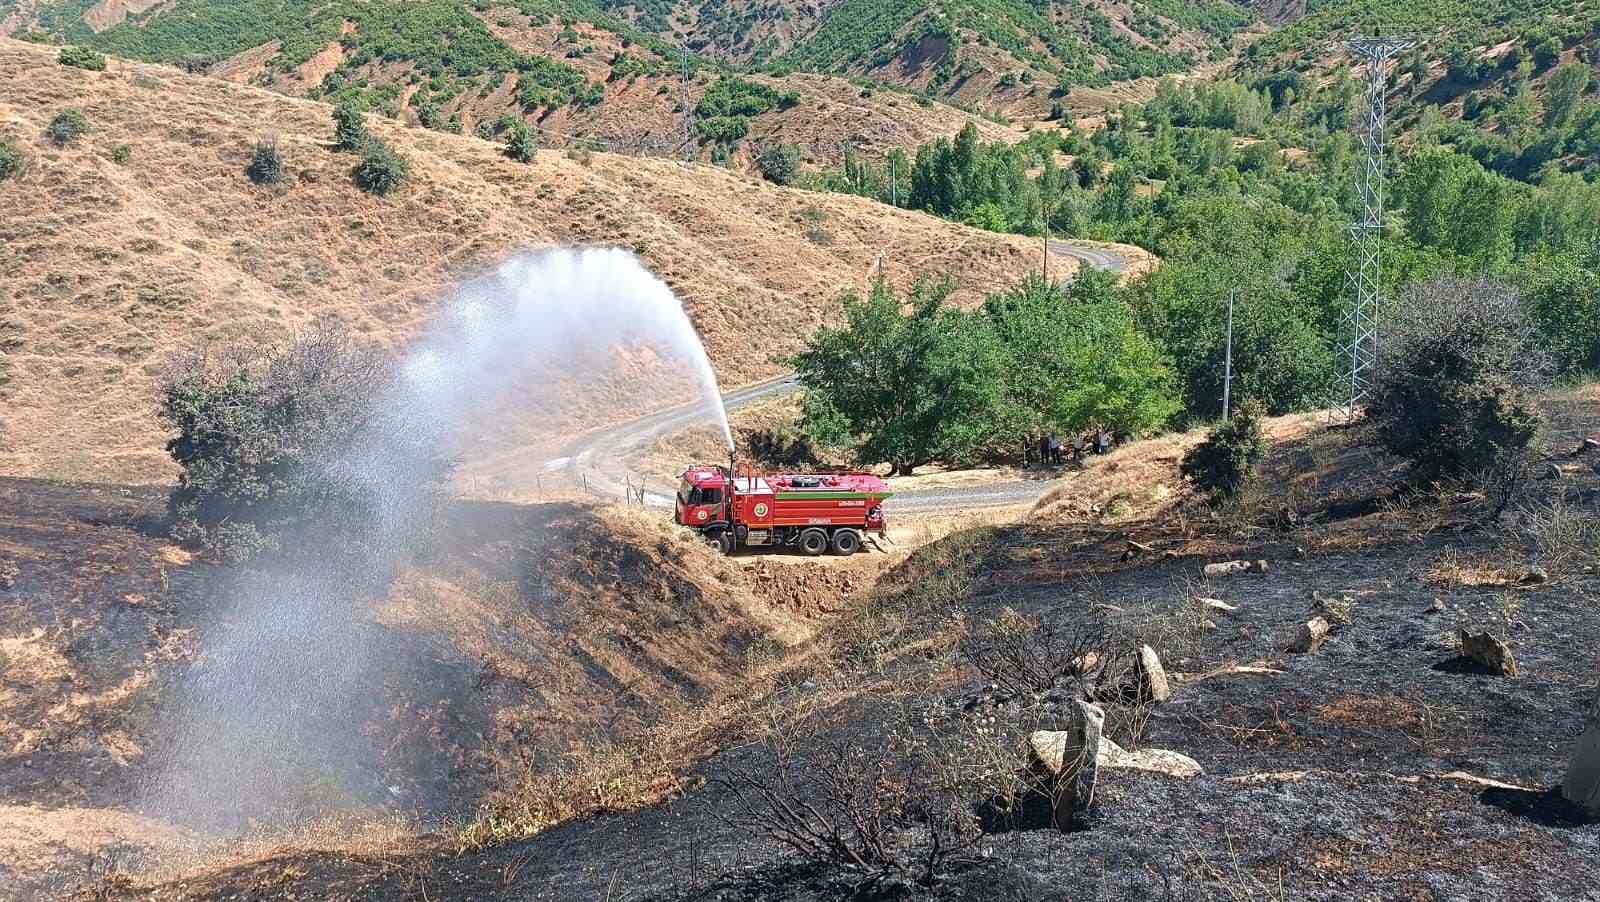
[140,247,732,829]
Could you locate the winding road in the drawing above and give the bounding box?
[560,240,1137,514]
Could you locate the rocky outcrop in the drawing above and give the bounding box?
[1458,630,1518,677]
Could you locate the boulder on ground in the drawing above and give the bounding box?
[1288,616,1331,653]
[1026,700,1105,828]
[1521,566,1549,586]
[1458,630,1518,677]
[1579,437,1599,456]
[1563,683,1600,817]
[1203,559,1254,582]
[1542,463,1566,480]
[1098,738,1203,779]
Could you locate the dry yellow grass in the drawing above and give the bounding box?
[0,37,1104,483]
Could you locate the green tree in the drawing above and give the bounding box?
[792,280,1005,475]
[1370,277,1550,509]
[246,136,284,185]
[756,143,802,185]
[1394,148,1517,265]
[159,322,447,562]
[47,109,90,146]
[1180,398,1266,499]
[505,120,537,163]
[354,137,410,195]
[983,270,1179,449]
[1543,61,1591,131]
[333,97,369,152]
[1521,246,1600,374]
[58,45,106,71]
[0,141,24,182]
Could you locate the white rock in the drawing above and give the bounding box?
[1098,738,1204,779]
[1564,684,1600,816]
[1136,645,1171,704]
[1288,616,1331,653]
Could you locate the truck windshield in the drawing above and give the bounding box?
[688,487,723,505]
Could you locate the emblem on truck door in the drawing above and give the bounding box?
[754,503,769,517]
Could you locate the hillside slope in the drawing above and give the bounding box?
[0,37,1078,484]
[607,0,1253,100]
[0,0,1016,163]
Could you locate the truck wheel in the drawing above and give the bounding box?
[830,529,861,556]
[714,531,735,556]
[799,528,829,556]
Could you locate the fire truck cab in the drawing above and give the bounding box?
[675,465,891,556]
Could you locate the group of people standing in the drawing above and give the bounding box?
[1039,430,1113,467]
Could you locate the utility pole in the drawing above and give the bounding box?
[889,153,898,207]
[1341,34,1414,417]
[1222,287,1237,421]
[680,41,693,164]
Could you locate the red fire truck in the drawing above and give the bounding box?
[674,464,892,555]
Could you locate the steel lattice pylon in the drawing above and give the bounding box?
[1341,36,1414,417]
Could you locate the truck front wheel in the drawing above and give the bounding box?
[830,529,861,556]
[799,528,829,556]
[714,531,735,555]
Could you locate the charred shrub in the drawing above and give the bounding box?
[247,135,284,185]
[1180,399,1266,499]
[720,735,984,890]
[961,608,1102,699]
[1369,278,1551,509]
[47,109,90,146]
[58,45,106,71]
[354,137,410,195]
[158,322,448,562]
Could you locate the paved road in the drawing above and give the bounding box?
[562,241,1134,514]
[1050,239,1132,274]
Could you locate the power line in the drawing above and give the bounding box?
[1340,34,1414,418]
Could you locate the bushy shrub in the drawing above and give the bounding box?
[110,143,131,165]
[504,121,537,163]
[47,109,90,146]
[247,136,284,185]
[354,138,410,195]
[332,98,369,152]
[159,322,447,562]
[1369,277,1551,509]
[1180,399,1267,499]
[58,45,106,71]
[0,141,24,181]
[755,143,801,185]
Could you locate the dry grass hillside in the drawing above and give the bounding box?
[0,37,1080,484]
[0,476,821,898]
